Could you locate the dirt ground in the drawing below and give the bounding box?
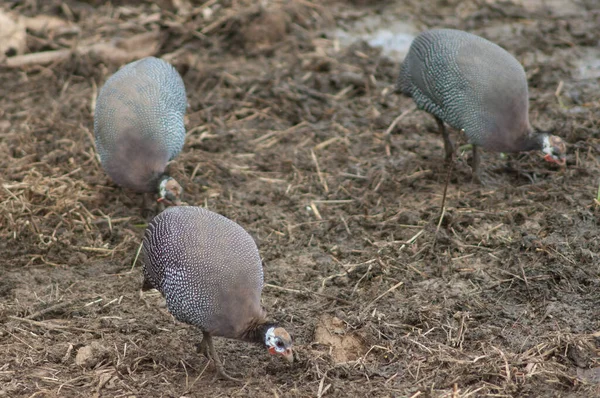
[1,0,599,397]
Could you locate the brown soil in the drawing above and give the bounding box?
[1,0,599,397]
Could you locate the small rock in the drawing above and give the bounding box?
[0,11,26,58]
[75,345,93,367]
[47,343,72,363]
[0,120,10,132]
[75,341,108,368]
[242,9,289,51]
[331,71,366,89]
[68,252,88,266]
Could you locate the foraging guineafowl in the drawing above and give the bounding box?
[141,206,293,381]
[397,29,566,182]
[94,56,187,205]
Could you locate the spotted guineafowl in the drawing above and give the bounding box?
[94,56,187,205]
[141,206,293,381]
[397,29,566,182]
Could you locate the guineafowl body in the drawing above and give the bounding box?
[142,206,264,337]
[397,29,566,180]
[142,206,293,380]
[94,56,187,198]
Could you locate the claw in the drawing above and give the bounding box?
[200,332,243,383]
[214,366,242,382]
[195,339,208,358]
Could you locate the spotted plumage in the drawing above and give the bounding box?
[142,206,293,380]
[94,56,186,203]
[397,29,566,181]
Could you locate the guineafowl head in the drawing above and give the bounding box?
[158,176,183,206]
[265,326,294,363]
[542,135,566,166]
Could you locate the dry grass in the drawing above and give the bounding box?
[1,0,599,397]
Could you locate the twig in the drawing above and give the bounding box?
[398,169,432,183]
[188,361,211,391]
[463,387,486,397]
[309,201,322,220]
[194,0,219,14]
[340,216,351,235]
[130,240,144,272]
[26,301,73,320]
[351,263,372,296]
[492,345,511,384]
[340,172,367,180]
[252,121,308,147]
[431,158,454,251]
[361,281,404,315]
[384,107,414,137]
[431,205,446,252]
[78,246,114,253]
[333,85,353,100]
[384,108,414,157]
[8,316,97,333]
[517,258,530,294]
[312,200,353,204]
[314,136,341,151]
[554,80,564,97]
[398,229,425,253]
[453,383,461,398]
[555,80,565,108]
[317,372,331,398]
[3,31,160,68]
[311,149,329,193]
[201,12,234,34]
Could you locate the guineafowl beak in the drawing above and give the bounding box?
[543,153,566,166]
[543,135,566,166]
[268,346,294,362]
[283,348,294,363]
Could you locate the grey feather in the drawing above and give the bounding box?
[94,57,187,192]
[398,29,538,153]
[141,206,266,339]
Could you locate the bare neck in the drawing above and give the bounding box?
[239,317,278,346]
[517,128,547,152]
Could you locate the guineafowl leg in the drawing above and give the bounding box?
[471,145,483,184]
[435,117,454,161]
[196,336,209,357]
[201,332,241,382]
[141,193,157,220]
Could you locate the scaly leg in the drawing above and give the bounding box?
[435,116,454,162]
[471,145,483,184]
[196,335,208,357]
[199,332,241,382]
[141,193,157,220]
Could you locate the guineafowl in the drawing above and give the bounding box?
[94,56,187,205]
[141,206,293,381]
[397,29,566,182]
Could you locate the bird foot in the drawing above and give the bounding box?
[195,340,209,358]
[471,170,495,186]
[213,366,242,383]
[197,333,243,382]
